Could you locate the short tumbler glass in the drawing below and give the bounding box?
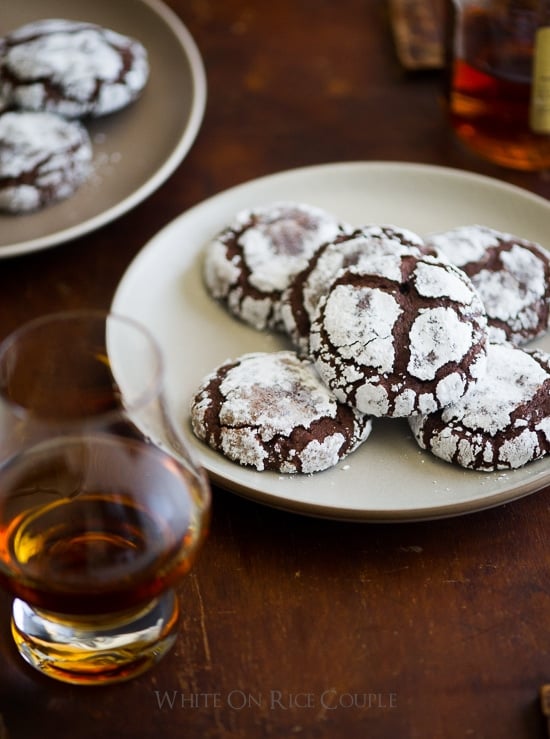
[0,310,210,685]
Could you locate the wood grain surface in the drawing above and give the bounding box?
[0,2,549,738]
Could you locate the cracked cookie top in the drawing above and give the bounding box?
[280,224,434,356]
[0,19,149,118]
[203,202,348,332]
[0,110,92,212]
[309,253,489,418]
[409,343,550,471]
[190,350,372,473]
[425,225,550,346]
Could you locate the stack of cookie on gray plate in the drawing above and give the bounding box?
[0,18,149,213]
[190,201,550,475]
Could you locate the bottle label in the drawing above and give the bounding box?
[530,27,550,134]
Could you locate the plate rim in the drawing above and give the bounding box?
[0,0,207,258]
[112,160,550,522]
[204,463,550,522]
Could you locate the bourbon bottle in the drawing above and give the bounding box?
[447,0,550,169]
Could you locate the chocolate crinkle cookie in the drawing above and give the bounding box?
[190,351,372,474]
[310,252,489,418]
[0,110,92,213]
[409,343,550,471]
[203,202,349,332]
[425,225,550,345]
[280,223,436,356]
[0,18,149,118]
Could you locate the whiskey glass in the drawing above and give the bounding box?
[0,310,210,685]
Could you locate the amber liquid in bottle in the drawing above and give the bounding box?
[449,2,550,169]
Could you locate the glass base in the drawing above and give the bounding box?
[451,124,550,171]
[11,591,179,685]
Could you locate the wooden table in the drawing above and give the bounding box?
[1,1,550,737]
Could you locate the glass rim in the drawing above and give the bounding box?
[0,309,165,419]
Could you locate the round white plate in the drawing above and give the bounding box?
[112,161,550,521]
[0,0,206,258]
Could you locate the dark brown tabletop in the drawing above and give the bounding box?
[1,1,550,737]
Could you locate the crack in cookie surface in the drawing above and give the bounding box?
[310,253,488,417]
[190,351,372,473]
[409,343,550,471]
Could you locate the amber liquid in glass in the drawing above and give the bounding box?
[449,5,550,169]
[0,435,204,617]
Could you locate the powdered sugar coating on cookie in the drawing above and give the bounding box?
[409,343,550,471]
[426,225,550,345]
[280,224,434,356]
[0,19,149,118]
[190,351,372,473]
[203,202,348,331]
[0,110,92,212]
[310,253,488,417]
